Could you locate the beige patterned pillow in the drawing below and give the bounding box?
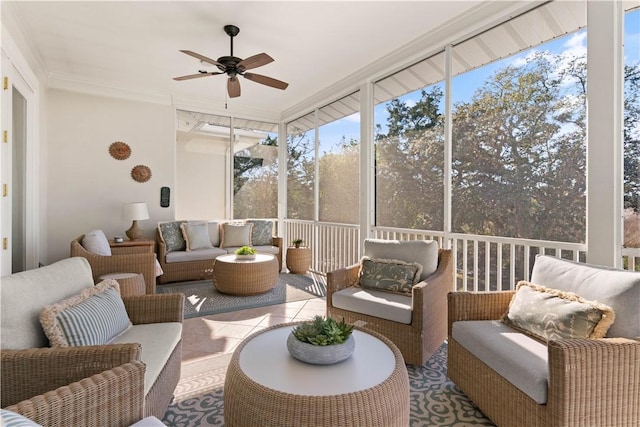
[502,281,616,343]
[40,280,132,347]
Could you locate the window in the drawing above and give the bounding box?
[374,52,446,231]
[318,93,360,224]
[451,10,587,244]
[233,118,278,219]
[286,112,315,220]
[624,8,640,255]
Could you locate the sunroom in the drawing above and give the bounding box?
[1,1,638,283]
[174,1,640,291]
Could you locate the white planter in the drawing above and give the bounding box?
[235,254,256,260]
[286,332,355,365]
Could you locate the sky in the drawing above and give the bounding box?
[315,8,640,153]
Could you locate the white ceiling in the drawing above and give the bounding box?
[3,1,494,120]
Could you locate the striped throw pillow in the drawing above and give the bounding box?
[40,280,132,347]
[0,409,42,426]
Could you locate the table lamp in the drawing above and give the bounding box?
[122,202,149,240]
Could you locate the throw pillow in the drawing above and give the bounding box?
[220,223,253,248]
[363,239,438,281]
[81,229,112,256]
[0,409,43,427]
[358,256,423,295]
[180,221,214,251]
[40,280,132,347]
[502,281,616,343]
[158,221,186,252]
[208,221,221,247]
[247,219,274,246]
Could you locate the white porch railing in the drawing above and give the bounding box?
[283,220,637,289]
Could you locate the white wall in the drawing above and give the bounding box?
[46,89,175,263]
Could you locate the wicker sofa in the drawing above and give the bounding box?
[157,219,282,284]
[327,239,453,366]
[447,255,640,427]
[1,257,185,424]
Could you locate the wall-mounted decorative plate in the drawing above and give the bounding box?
[131,165,152,183]
[109,141,131,160]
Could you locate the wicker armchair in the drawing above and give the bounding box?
[71,235,157,294]
[1,257,185,424]
[447,256,640,427]
[2,346,146,426]
[327,245,453,366]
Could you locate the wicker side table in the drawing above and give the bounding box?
[224,323,410,427]
[286,247,311,274]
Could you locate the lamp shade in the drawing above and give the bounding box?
[122,202,149,221]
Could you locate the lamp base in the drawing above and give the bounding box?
[125,220,143,240]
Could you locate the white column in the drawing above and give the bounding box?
[277,121,287,238]
[586,0,624,267]
[359,82,374,253]
[443,45,453,250]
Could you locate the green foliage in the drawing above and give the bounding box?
[292,315,354,346]
[234,246,257,255]
[292,238,303,246]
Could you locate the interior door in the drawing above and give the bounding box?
[1,50,34,275]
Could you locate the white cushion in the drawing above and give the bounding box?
[332,286,412,324]
[81,229,112,256]
[531,255,640,339]
[165,247,227,263]
[112,322,182,396]
[1,257,95,349]
[452,320,549,404]
[0,409,42,426]
[220,223,253,248]
[40,280,132,347]
[181,221,214,251]
[364,239,438,281]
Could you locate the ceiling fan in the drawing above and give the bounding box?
[173,24,289,98]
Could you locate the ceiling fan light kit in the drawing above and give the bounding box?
[174,24,288,98]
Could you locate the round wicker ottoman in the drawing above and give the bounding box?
[224,323,410,427]
[98,272,146,296]
[213,254,279,295]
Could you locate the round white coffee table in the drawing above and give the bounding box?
[213,253,278,295]
[224,322,410,426]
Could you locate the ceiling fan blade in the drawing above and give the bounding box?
[179,50,222,67]
[237,53,274,71]
[228,76,241,98]
[243,72,289,90]
[173,72,221,81]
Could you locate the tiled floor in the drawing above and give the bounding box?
[180,296,328,364]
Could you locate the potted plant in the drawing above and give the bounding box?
[234,245,257,260]
[292,238,304,248]
[286,315,355,365]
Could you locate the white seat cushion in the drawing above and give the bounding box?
[165,247,227,263]
[452,320,549,404]
[112,322,182,396]
[332,286,412,324]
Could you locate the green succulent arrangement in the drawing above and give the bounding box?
[292,315,354,346]
[235,245,257,255]
[292,238,304,248]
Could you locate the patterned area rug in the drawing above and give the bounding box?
[157,273,326,319]
[162,343,495,426]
